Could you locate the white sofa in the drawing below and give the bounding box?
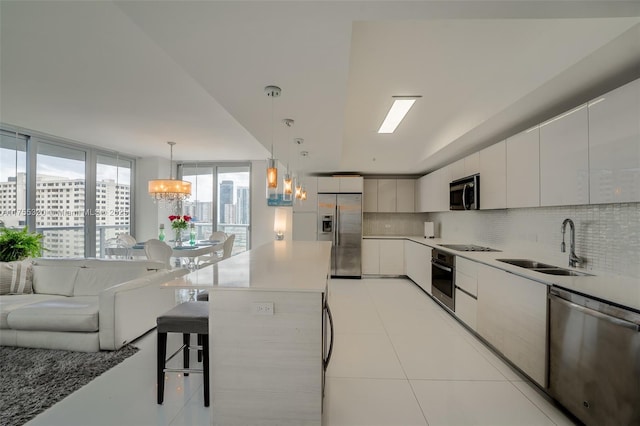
[0,258,188,352]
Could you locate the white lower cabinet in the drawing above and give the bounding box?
[476,265,548,387]
[454,257,478,330]
[361,239,380,275]
[362,239,405,276]
[454,288,477,331]
[379,240,404,275]
[405,240,432,294]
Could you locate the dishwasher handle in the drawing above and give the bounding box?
[549,294,640,332]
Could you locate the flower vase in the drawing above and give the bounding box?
[174,230,183,247]
[158,227,165,242]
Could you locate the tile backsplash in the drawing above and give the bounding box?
[364,213,430,237]
[426,203,640,279]
[363,204,639,279]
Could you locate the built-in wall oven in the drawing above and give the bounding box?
[431,249,455,311]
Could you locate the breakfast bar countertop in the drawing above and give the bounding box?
[162,240,332,293]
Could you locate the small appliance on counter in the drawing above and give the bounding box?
[424,222,435,238]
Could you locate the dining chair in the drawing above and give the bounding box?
[144,239,173,269]
[208,231,227,243]
[196,234,236,301]
[105,237,127,259]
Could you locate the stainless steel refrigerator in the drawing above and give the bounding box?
[318,193,362,277]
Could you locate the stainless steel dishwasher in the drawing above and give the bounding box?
[548,287,640,426]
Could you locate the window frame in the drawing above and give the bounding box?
[2,125,136,258]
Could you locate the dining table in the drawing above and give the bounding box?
[106,240,223,269]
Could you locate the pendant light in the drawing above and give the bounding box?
[265,85,281,199]
[294,138,305,201]
[299,147,309,202]
[282,119,294,201]
[148,141,191,205]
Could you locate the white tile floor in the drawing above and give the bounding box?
[26,278,576,426]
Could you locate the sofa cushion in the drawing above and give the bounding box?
[0,260,33,295]
[7,296,99,332]
[0,294,64,329]
[32,265,79,296]
[73,267,154,296]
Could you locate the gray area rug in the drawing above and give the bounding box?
[0,345,138,426]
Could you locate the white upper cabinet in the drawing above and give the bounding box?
[317,176,340,193]
[540,104,589,206]
[338,176,364,193]
[317,176,363,193]
[364,178,416,212]
[363,179,378,212]
[479,140,507,209]
[588,78,640,204]
[450,159,465,181]
[377,179,397,212]
[396,179,415,212]
[416,174,430,212]
[464,152,480,176]
[437,165,451,211]
[293,177,318,213]
[506,128,540,208]
[450,153,480,182]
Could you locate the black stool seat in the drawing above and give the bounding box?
[157,301,209,407]
[157,301,208,334]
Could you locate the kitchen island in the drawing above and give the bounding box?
[163,240,332,426]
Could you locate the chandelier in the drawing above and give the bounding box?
[148,141,191,203]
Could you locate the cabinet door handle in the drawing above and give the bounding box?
[324,302,334,371]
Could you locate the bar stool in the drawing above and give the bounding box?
[157,301,210,406]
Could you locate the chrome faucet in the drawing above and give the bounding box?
[561,218,582,268]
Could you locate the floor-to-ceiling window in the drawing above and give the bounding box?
[95,154,133,257]
[1,126,135,258]
[35,142,86,257]
[0,130,27,228]
[181,163,250,254]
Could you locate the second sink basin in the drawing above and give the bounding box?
[497,259,556,269]
[532,268,593,277]
[497,259,593,277]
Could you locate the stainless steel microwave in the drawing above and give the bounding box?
[450,174,479,210]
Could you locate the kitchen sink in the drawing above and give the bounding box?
[532,268,593,277]
[497,259,556,269]
[497,259,593,277]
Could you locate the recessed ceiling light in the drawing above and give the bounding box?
[378,96,421,134]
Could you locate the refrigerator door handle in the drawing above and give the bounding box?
[335,206,340,246]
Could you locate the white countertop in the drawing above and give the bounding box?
[364,235,640,312]
[162,240,331,293]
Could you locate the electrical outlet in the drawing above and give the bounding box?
[251,302,274,316]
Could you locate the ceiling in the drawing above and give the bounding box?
[1,1,639,175]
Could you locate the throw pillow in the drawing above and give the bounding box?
[0,260,33,295]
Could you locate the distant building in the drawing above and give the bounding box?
[0,172,130,257]
[219,180,233,224]
[236,186,249,224]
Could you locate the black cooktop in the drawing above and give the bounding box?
[439,244,501,252]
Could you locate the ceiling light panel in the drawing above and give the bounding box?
[377,96,421,134]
